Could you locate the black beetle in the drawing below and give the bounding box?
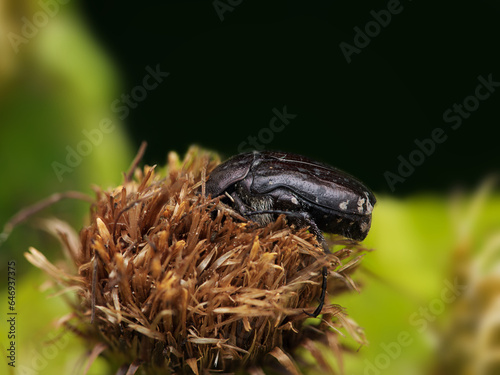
[205,151,376,316]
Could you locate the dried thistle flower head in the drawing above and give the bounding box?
[26,146,369,374]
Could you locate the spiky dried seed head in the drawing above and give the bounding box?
[26,146,369,374]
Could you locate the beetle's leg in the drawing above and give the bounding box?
[305,266,328,318]
[298,212,329,317]
[298,213,329,317]
[300,213,330,254]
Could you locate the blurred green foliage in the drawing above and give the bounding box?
[1,1,499,375]
[0,2,132,261]
[0,2,131,373]
[337,189,500,375]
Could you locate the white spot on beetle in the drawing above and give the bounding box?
[357,197,365,213]
[339,200,349,211]
[360,222,369,233]
[291,197,299,205]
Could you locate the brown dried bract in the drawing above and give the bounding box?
[26,146,369,374]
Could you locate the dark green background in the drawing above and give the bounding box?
[81,0,500,195]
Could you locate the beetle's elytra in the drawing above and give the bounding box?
[205,150,376,317]
[206,150,376,242]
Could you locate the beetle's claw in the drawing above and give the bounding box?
[304,302,324,318]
